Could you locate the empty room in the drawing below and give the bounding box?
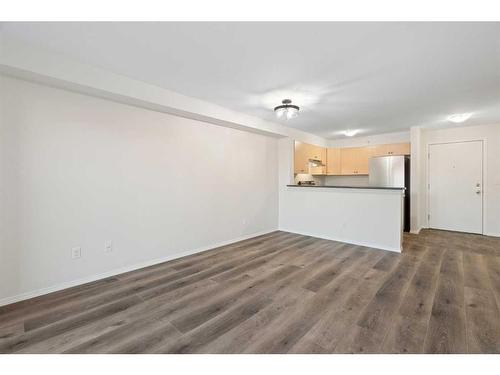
[1,3,500,370]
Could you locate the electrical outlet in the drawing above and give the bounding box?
[71,246,82,259]
[104,240,113,253]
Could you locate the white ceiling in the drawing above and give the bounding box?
[2,22,500,139]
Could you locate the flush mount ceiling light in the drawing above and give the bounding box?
[274,99,300,120]
[447,113,472,123]
[343,129,360,137]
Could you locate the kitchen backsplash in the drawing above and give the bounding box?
[294,174,369,186]
[325,175,369,186]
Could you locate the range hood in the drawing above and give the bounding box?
[308,158,325,167]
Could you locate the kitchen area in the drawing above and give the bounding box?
[279,139,411,252]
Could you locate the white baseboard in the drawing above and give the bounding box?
[0,228,277,307]
[279,227,401,253]
[485,232,500,238]
[409,227,422,235]
[414,226,499,238]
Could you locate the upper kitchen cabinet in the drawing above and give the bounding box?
[340,146,372,175]
[371,142,411,157]
[326,148,341,175]
[294,141,327,175]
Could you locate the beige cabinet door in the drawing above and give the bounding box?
[388,143,411,155]
[340,147,357,175]
[326,148,341,175]
[309,144,326,161]
[372,143,411,156]
[294,141,309,174]
[371,144,388,157]
[355,147,372,174]
[340,147,371,175]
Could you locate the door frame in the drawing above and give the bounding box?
[426,139,486,235]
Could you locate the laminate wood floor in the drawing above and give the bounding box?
[1,229,500,354]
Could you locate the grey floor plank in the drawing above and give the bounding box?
[381,247,445,353]
[464,286,500,353]
[334,254,420,353]
[423,250,467,353]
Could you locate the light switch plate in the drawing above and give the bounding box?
[71,246,82,259]
[104,240,113,253]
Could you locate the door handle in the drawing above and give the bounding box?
[476,190,481,195]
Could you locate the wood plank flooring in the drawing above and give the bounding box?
[1,229,500,354]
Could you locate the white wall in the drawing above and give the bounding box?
[0,76,280,304]
[414,123,500,236]
[325,175,369,187]
[409,126,423,233]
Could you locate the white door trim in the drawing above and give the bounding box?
[426,139,486,235]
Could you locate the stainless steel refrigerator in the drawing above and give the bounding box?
[369,155,411,232]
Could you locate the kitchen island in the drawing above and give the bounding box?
[279,185,405,252]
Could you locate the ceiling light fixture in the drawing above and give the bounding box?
[274,99,300,120]
[447,113,472,123]
[343,129,359,137]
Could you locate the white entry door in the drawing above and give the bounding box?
[428,141,483,234]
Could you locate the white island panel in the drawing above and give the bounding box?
[279,186,404,252]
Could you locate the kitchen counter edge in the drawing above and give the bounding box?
[286,184,405,190]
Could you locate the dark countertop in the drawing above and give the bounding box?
[286,184,405,191]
